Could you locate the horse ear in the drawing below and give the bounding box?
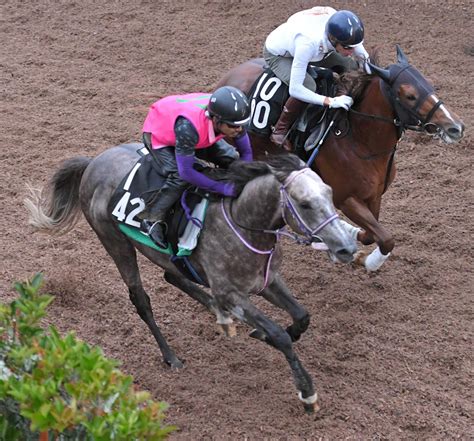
[396,44,409,65]
[368,62,391,83]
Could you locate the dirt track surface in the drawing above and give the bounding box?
[1,1,473,439]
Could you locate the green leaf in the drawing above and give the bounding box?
[2,273,176,440]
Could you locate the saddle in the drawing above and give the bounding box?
[247,65,339,153]
[109,147,210,286]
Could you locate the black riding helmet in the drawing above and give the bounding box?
[207,86,251,126]
[326,10,364,48]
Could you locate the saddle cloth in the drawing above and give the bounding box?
[110,146,208,258]
[247,66,337,151]
[248,67,289,136]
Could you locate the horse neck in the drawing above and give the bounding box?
[352,77,399,147]
[232,175,283,231]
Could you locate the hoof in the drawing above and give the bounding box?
[298,391,319,414]
[303,401,320,414]
[166,357,184,370]
[217,323,237,337]
[249,328,267,341]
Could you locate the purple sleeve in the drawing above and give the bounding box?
[234,132,253,161]
[176,154,236,197]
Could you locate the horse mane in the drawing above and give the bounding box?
[337,48,382,104]
[210,154,305,195]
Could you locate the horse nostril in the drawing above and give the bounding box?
[448,126,463,138]
[337,246,357,262]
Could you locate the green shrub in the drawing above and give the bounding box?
[0,273,175,440]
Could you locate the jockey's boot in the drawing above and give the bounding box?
[140,219,168,248]
[141,220,168,248]
[270,97,307,152]
[140,187,182,249]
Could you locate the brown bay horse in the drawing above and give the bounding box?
[216,46,465,271]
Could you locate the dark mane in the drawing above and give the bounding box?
[208,154,305,195]
[337,48,381,104]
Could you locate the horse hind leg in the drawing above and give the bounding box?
[164,272,237,337]
[217,291,318,413]
[96,230,183,369]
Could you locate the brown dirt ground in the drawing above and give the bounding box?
[1,1,473,439]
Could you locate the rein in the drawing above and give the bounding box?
[221,198,275,294]
[342,65,442,188]
[348,108,401,127]
[346,108,399,162]
[348,64,444,137]
[221,168,339,293]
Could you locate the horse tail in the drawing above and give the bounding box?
[25,156,92,235]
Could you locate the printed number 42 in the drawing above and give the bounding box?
[112,192,145,228]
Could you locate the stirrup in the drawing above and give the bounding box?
[141,220,168,248]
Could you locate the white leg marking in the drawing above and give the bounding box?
[298,391,318,404]
[365,246,391,271]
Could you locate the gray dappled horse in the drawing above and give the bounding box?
[26,146,356,412]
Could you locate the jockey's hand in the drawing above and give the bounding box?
[328,95,354,111]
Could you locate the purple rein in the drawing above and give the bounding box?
[221,168,339,293]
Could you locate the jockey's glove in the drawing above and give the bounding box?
[328,95,354,111]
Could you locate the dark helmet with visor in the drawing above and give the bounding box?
[326,10,365,48]
[207,86,251,126]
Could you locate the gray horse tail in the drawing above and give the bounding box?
[25,156,92,235]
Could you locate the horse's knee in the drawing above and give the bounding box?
[286,313,310,342]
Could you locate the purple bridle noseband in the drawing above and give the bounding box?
[280,168,339,240]
[221,168,339,292]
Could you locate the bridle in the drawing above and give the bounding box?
[279,168,339,241]
[349,63,444,138]
[221,168,339,292]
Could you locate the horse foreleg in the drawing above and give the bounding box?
[97,235,183,368]
[164,272,236,337]
[340,196,394,271]
[217,292,318,413]
[259,274,310,342]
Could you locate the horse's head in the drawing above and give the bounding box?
[275,157,357,263]
[368,45,464,143]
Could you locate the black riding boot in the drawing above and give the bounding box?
[140,187,183,248]
[270,97,307,151]
[141,219,168,248]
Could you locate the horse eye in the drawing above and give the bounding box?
[406,94,417,101]
[300,202,312,210]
